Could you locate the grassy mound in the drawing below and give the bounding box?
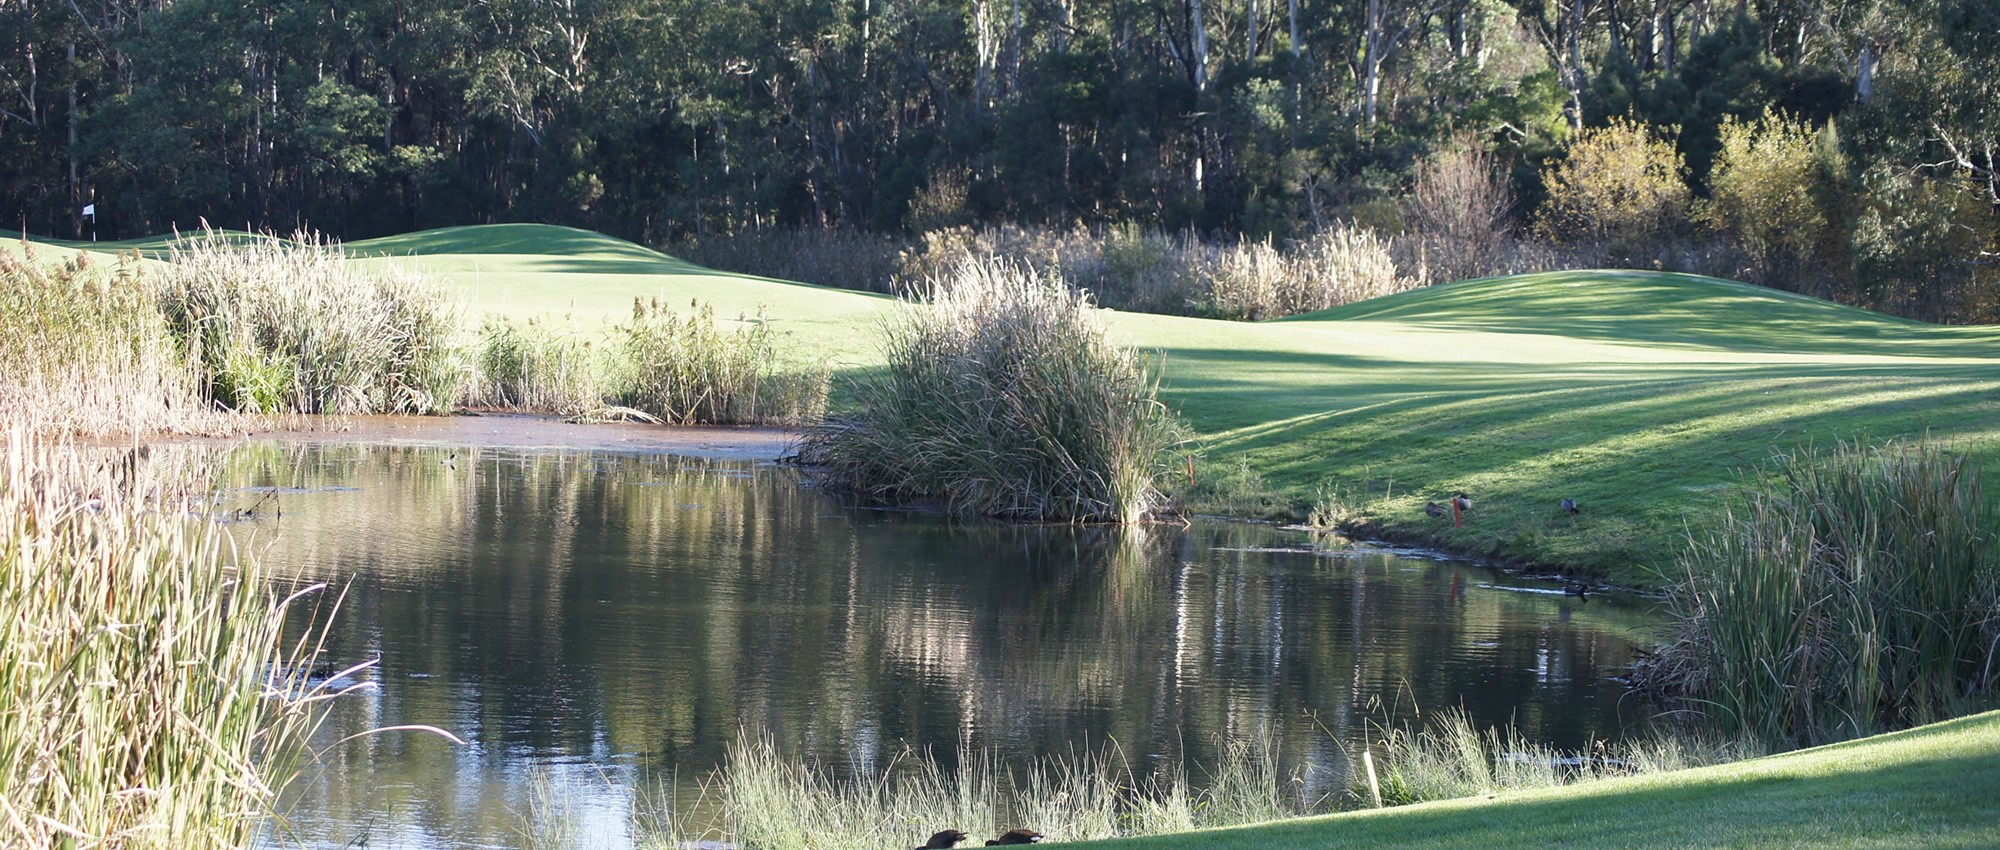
[1067,709,2000,850]
[11,226,1999,585]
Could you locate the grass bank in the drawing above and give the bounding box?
[1066,709,2000,850]
[12,226,2000,587]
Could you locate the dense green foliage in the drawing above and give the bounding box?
[1650,441,1998,748]
[5,0,1995,320]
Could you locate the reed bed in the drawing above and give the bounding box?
[802,257,1181,523]
[154,230,467,415]
[0,429,335,849]
[613,299,831,426]
[469,317,606,415]
[1645,440,1999,747]
[0,248,216,437]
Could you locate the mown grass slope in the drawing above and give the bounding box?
[10,226,1999,585]
[1076,709,2000,850]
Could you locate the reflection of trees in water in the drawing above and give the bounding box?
[237,444,1650,847]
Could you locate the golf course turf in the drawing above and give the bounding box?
[8,223,1999,846]
[10,223,2000,586]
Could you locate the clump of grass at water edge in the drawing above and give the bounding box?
[1641,438,2000,748]
[802,256,1181,523]
[0,429,349,848]
[610,298,831,426]
[154,229,467,415]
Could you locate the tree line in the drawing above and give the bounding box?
[1,0,1994,317]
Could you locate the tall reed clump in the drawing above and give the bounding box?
[153,231,466,415]
[469,317,605,414]
[612,298,831,426]
[0,248,212,437]
[0,429,330,848]
[1647,440,1998,748]
[803,257,1181,523]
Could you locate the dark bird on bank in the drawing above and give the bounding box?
[1564,583,1590,600]
[987,829,1045,846]
[918,830,970,850]
[1424,501,1448,518]
[1452,492,1473,512]
[1560,498,1580,514]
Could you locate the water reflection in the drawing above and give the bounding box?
[226,443,1659,849]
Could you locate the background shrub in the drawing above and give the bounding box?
[1698,111,1853,292]
[1535,119,1690,262]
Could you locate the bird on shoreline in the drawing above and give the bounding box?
[1560,498,1580,514]
[1424,501,1447,518]
[1452,492,1473,512]
[917,830,969,850]
[987,829,1044,846]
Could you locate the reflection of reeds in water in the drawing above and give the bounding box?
[0,429,335,849]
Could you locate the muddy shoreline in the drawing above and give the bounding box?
[153,411,801,461]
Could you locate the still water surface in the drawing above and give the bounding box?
[226,443,1660,849]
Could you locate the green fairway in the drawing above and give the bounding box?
[10,224,2000,585]
[1074,710,2000,850]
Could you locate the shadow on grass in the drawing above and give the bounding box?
[1288,270,2000,359]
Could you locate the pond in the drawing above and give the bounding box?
[225,442,1661,849]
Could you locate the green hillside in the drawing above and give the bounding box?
[10,225,1999,585]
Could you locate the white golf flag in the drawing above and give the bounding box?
[82,204,95,217]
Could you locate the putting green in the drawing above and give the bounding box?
[10,224,1999,585]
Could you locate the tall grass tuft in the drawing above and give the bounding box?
[803,257,1181,523]
[0,247,215,437]
[1364,709,1737,807]
[0,429,330,848]
[154,230,466,415]
[1647,439,1998,747]
[469,317,605,415]
[612,299,831,426]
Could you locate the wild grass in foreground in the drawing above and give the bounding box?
[155,230,467,415]
[0,430,334,849]
[1364,708,1738,807]
[0,247,217,437]
[603,732,1310,850]
[514,718,1729,850]
[803,257,1181,522]
[1643,439,2000,748]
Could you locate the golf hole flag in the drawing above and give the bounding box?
[82,204,95,218]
